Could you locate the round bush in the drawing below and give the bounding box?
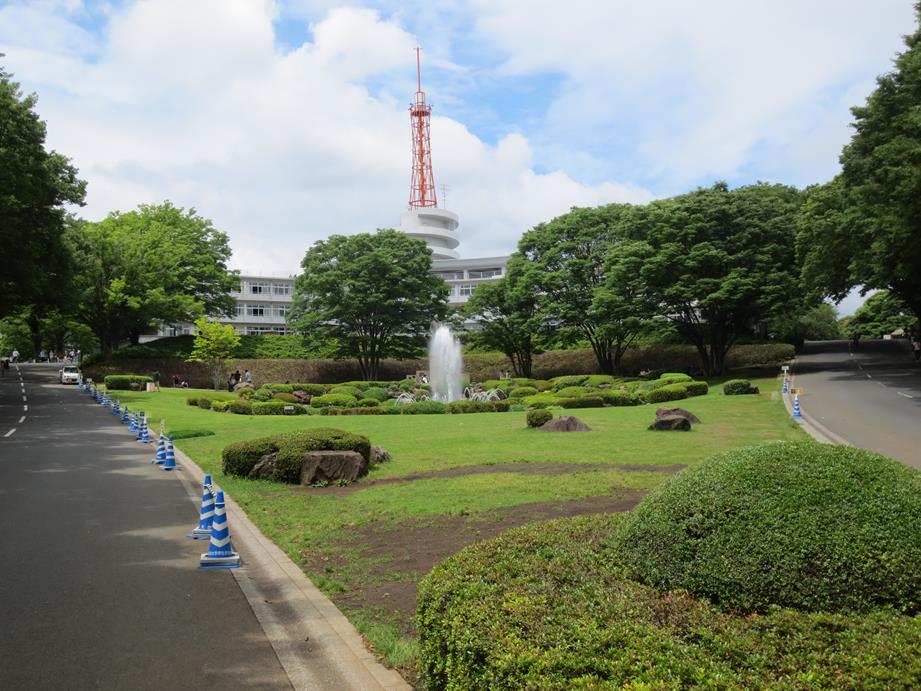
[584,374,617,387]
[311,393,358,408]
[211,400,230,412]
[526,409,553,428]
[558,396,604,409]
[197,398,212,410]
[659,372,692,382]
[361,386,390,402]
[237,387,255,400]
[251,387,274,402]
[615,442,921,614]
[509,386,538,398]
[522,393,560,409]
[273,392,298,403]
[723,379,758,395]
[597,390,641,406]
[556,385,591,397]
[330,385,362,397]
[684,381,709,396]
[645,383,688,403]
[228,399,253,415]
[550,375,589,388]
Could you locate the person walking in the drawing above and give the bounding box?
[911,337,921,362]
[243,369,253,385]
[11,349,19,363]
[152,370,161,391]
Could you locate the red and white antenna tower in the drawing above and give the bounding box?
[409,47,437,209]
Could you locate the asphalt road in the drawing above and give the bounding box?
[793,339,921,470]
[0,364,292,690]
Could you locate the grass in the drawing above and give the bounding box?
[107,372,805,679]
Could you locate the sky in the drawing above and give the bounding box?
[1,0,916,314]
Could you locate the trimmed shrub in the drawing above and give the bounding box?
[222,427,370,483]
[417,513,921,690]
[616,443,921,614]
[211,400,230,412]
[659,372,692,382]
[400,401,447,415]
[273,392,298,403]
[268,383,294,393]
[526,409,553,428]
[355,398,380,408]
[237,387,255,400]
[723,379,759,395]
[339,380,371,390]
[646,384,689,403]
[104,374,153,390]
[197,398,212,410]
[684,381,709,396]
[251,387,274,402]
[311,393,358,408]
[509,386,538,398]
[550,375,589,388]
[597,390,641,406]
[584,374,618,387]
[556,385,591,397]
[337,407,386,415]
[360,387,390,402]
[446,400,511,414]
[228,399,253,415]
[252,401,308,415]
[186,396,199,406]
[291,383,326,396]
[558,396,604,409]
[330,385,362,397]
[169,429,215,439]
[522,393,561,409]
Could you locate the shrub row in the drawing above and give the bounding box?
[104,374,153,390]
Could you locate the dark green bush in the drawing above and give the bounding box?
[211,400,230,412]
[292,383,326,396]
[597,390,641,406]
[526,409,553,427]
[446,400,511,413]
[228,399,253,415]
[104,374,153,390]
[509,386,538,398]
[399,401,447,415]
[556,385,591,397]
[186,396,199,406]
[237,387,255,399]
[311,393,358,408]
[251,386,275,402]
[615,442,921,614]
[723,379,759,395]
[273,392,298,403]
[169,429,215,440]
[646,384,688,403]
[337,407,386,415]
[361,386,390,402]
[252,401,308,415]
[417,514,921,690]
[268,383,294,393]
[558,396,604,409]
[330,385,362,397]
[197,398,212,410]
[355,398,380,408]
[684,381,709,396]
[522,393,561,408]
[221,437,278,476]
[550,375,589,388]
[584,374,617,387]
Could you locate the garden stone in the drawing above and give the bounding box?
[248,452,278,479]
[539,416,591,432]
[233,382,254,392]
[291,390,312,404]
[371,446,392,464]
[300,451,368,485]
[655,407,700,424]
[649,413,692,431]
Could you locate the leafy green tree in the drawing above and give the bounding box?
[0,311,34,359]
[463,258,541,377]
[517,205,652,375]
[800,6,921,327]
[187,318,241,390]
[771,302,842,351]
[622,183,801,375]
[38,308,98,356]
[289,229,449,380]
[843,291,914,339]
[67,202,237,354]
[0,63,86,317]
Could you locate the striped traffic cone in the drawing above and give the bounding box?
[792,393,803,419]
[781,378,789,394]
[122,407,131,425]
[136,415,150,443]
[188,475,215,539]
[112,400,121,416]
[199,491,241,569]
[162,438,177,470]
[151,435,166,464]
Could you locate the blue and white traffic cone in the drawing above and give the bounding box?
[128,411,137,430]
[121,406,130,424]
[151,435,166,464]
[112,400,120,416]
[792,393,802,419]
[136,414,149,443]
[199,491,241,569]
[188,475,215,539]
[781,378,789,394]
[162,438,177,470]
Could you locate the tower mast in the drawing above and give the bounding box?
[409,47,437,208]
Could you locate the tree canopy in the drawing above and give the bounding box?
[67,202,237,353]
[0,64,85,317]
[841,291,914,340]
[187,317,241,390]
[289,229,449,380]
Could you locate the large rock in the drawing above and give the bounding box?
[539,415,591,432]
[370,445,392,464]
[300,451,369,486]
[291,390,312,404]
[233,382,254,392]
[655,407,701,424]
[248,452,278,479]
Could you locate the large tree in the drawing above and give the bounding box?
[289,229,449,380]
[800,5,921,326]
[841,291,914,340]
[0,63,86,317]
[517,204,652,375]
[463,257,541,378]
[622,183,801,375]
[67,202,237,354]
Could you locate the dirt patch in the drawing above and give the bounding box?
[298,461,685,495]
[313,489,646,628]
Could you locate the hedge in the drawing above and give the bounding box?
[228,399,253,415]
[273,392,298,403]
[104,374,153,390]
[522,393,561,409]
[211,400,230,412]
[330,385,362,397]
[335,407,386,415]
[252,401,308,415]
[645,384,689,403]
[446,400,511,414]
[556,385,591,398]
[684,381,709,396]
[360,386,390,402]
[222,428,370,483]
[723,379,759,395]
[597,390,641,406]
[526,409,553,428]
[311,393,358,408]
[169,429,215,439]
[509,386,538,398]
[399,401,447,415]
[558,396,604,409]
[292,383,326,396]
[197,398,212,410]
[417,513,921,690]
[550,375,589,389]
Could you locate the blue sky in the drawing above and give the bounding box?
[1,0,916,312]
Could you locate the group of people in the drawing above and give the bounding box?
[228,369,253,391]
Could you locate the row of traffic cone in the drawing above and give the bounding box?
[781,375,802,419]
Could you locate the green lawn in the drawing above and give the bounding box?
[108,374,805,679]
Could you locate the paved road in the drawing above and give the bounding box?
[793,339,921,470]
[0,364,292,690]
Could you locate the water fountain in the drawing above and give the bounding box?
[428,324,463,402]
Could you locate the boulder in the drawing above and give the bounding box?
[291,390,311,404]
[539,415,591,432]
[233,382,254,392]
[655,407,701,424]
[370,445,392,464]
[649,409,693,431]
[300,451,369,486]
[248,452,278,479]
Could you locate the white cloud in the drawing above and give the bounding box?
[1,0,649,274]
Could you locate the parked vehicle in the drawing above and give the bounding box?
[60,365,81,385]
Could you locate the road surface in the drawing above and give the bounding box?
[0,363,292,690]
[793,339,921,470]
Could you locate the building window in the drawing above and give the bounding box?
[277,306,289,318]
[250,282,269,294]
[468,268,502,279]
[273,283,291,296]
[434,271,465,280]
[235,304,244,316]
[459,283,476,297]
[247,304,266,317]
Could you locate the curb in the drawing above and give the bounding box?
[170,446,410,691]
[782,361,852,447]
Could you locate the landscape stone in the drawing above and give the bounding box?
[300,450,369,485]
[655,407,701,424]
[248,452,278,479]
[370,446,392,464]
[539,415,591,432]
[649,411,692,431]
